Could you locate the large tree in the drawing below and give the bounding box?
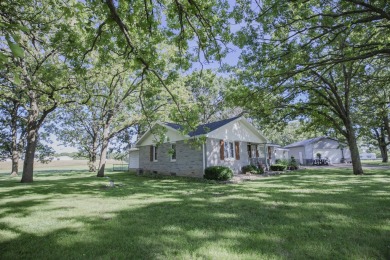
[0,98,26,176]
[359,64,390,162]
[48,106,102,172]
[0,0,87,182]
[183,70,237,124]
[231,0,390,175]
[94,66,141,177]
[233,0,390,69]
[77,0,230,130]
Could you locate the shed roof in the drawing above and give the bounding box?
[284,136,339,148]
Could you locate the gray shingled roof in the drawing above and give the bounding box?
[284,136,336,148]
[164,115,242,137]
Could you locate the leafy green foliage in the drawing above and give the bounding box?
[270,164,287,171]
[242,165,264,174]
[275,157,299,170]
[229,0,389,175]
[0,0,90,181]
[289,157,299,170]
[0,0,231,181]
[274,159,289,166]
[204,166,233,180]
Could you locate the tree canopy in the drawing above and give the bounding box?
[230,0,390,175]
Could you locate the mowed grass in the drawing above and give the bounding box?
[361,160,390,166]
[0,159,126,174]
[0,167,389,259]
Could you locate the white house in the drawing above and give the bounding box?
[128,148,139,171]
[284,137,351,165]
[129,116,281,177]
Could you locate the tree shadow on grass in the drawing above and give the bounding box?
[1,195,389,259]
[0,171,389,259]
[0,173,110,199]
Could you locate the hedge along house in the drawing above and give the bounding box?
[284,137,351,165]
[133,116,277,177]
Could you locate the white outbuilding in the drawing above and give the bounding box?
[284,137,351,165]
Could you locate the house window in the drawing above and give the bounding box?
[153,146,158,161]
[252,146,257,158]
[170,143,176,162]
[247,145,252,158]
[224,141,235,159]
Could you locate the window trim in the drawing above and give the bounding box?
[223,140,235,160]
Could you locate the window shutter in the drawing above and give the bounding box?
[150,146,153,161]
[220,140,224,160]
[235,142,240,160]
[256,145,259,158]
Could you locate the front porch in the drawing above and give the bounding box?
[249,157,268,168]
[246,143,285,171]
[246,143,271,170]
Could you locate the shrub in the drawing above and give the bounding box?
[257,164,265,174]
[242,165,257,174]
[288,165,299,170]
[288,156,299,170]
[275,159,289,166]
[242,164,264,175]
[270,164,287,171]
[204,166,233,181]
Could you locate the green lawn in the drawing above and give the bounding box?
[1,168,389,259]
[361,160,390,166]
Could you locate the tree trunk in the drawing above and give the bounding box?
[10,102,19,176]
[88,132,99,172]
[88,152,97,172]
[379,127,388,163]
[373,127,388,163]
[346,126,363,175]
[88,149,97,172]
[383,115,390,145]
[21,127,38,183]
[20,92,42,183]
[97,138,108,177]
[379,145,388,163]
[11,150,19,177]
[97,125,110,177]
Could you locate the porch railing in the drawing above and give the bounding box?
[249,157,269,170]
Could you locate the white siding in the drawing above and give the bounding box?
[360,153,376,160]
[343,149,351,160]
[305,143,313,160]
[207,120,267,143]
[206,139,249,174]
[312,139,350,164]
[313,148,342,164]
[128,149,139,169]
[288,147,305,164]
[275,149,289,161]
[139,127,185,146]
[313,139,342,149]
